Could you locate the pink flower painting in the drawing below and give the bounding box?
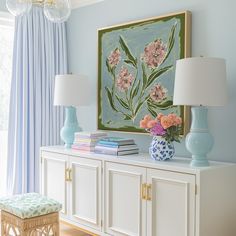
[141,39,167,69]
[116,67,134,91]
[97,13,188,134]
[108,48,121,68]
[150,84,168,103]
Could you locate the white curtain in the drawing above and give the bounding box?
[7,6,67,194]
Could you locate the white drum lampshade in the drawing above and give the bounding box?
[173,57,227,106]
[54,74,90,106]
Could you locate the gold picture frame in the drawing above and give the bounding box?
[97,11,191,135]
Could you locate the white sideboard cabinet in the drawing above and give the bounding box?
[41,150,102,234]
[40,146,236,236]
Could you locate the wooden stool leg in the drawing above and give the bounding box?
[52,222,60,236]
[1,218,5,236]
[1,219,9,236]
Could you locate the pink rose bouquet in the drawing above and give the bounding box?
[140,113,182,143]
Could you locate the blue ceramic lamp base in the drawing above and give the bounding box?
[60,106,81,149]
[186,106,213,167]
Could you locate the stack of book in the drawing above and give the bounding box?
[72,131,107,152]
[94,137,139,156]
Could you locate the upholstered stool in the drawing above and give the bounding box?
[0,193,62,236]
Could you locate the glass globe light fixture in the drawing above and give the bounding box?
[44,0,71,23]
[6,0,32,16]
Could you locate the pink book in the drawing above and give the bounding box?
[71,145,95,152]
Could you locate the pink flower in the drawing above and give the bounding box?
[150,84,168,103]
[108,48,121,68]
[116,67,134,91]
[141,39,167,69]
[150,122,166,136]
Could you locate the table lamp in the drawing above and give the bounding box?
[173,57,227,167]
[54,74,90,148]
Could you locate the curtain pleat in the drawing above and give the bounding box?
[7,6,68,194]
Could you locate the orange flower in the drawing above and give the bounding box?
[175,117,182,125]
[167,113,182,126]
[147,120,157,129]
[140,119,148,128]
[144,115,152,121]
[167,114,177,125]
[168,113,177,120]
[160,116,173,129]
[140,115,154,128]
[157,113,164,122]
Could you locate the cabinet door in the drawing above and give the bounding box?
[147,169,195,236]
[69,156,102,231]
[41,151,68,216]
[105,162,146,236]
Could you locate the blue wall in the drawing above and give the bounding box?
[67,0,236,162]
[0,0,7,11]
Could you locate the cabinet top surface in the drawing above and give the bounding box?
[40,146,235,174]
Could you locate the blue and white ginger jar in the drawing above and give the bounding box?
[149,136,175,161]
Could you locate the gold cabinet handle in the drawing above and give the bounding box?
[69,168,72,181]
[65,168,70,181]
[147,184,152,201]
[141,183,147,200]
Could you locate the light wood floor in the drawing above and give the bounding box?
[60,222,91,236]
[0,221,91,236]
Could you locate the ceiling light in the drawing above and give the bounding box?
[6,0,71,23]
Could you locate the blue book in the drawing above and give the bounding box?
[98,137,135,146]
[96,143,119,148]
[95,144,138,151]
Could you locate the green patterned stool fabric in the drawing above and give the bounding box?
[0,193,62,219]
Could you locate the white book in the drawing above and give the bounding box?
[74,131,107,138]
[94,148,139,156]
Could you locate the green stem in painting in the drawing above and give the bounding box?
[111,70,116,98]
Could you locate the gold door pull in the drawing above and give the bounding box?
[69,168,72,181]
[65,168,70,181]
[141,183,147,200]
[147,184,152,201]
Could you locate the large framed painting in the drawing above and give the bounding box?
[97,11,191,134]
